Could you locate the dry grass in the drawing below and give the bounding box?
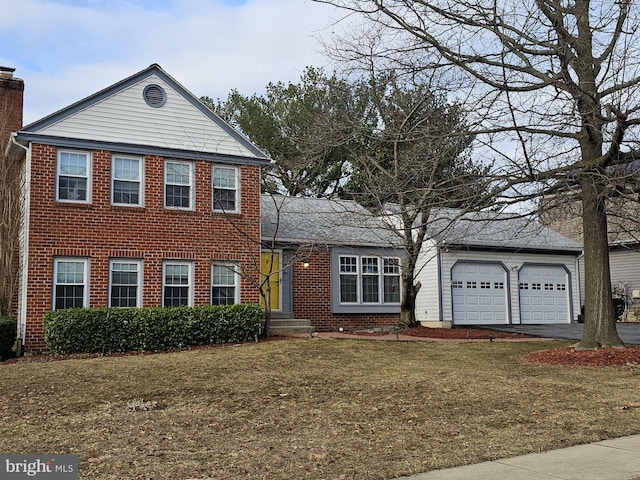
[1,338,640,479]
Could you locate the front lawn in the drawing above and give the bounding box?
[1,338,640,479]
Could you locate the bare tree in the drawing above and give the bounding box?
[314,0,640,349]
[342,71,489,326]
[0,98,23,317]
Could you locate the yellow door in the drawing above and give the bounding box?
[260,252,280,311]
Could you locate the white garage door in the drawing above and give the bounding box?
[451,262,509,325]
[519,264,570,324]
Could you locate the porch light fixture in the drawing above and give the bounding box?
[302,261,310,269]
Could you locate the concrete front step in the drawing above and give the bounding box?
[268,318,313,335]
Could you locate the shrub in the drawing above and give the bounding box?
[0,316,16,360]
[44,304,262,355]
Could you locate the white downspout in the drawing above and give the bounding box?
[10,134,30,355]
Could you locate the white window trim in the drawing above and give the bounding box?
[339,255,360,304]
[56,149,92,204]
[164,160,195,211]
[383,257,401,303]
[212,165,240,213]
[162,260,194,307]
[211,262,240,305]
[52,257,89,309]
[108,259,143,308]
[111,155,144,207]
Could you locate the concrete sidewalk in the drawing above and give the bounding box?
[394,434,640,480]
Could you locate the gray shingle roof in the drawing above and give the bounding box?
[427,209,582,253]
[261,195,582,253]
[260,195,401,247]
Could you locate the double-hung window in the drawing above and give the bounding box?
[361,257,380,303]
[338,254,401,306]
[112,156,143,206]
[109,260,142,307]
[164,160,194,209]
[53,258,89,309]
[162,261,193,307]
[211,263,239,305]
[212,166,239,212]
[339,256,359,303]
[57,150,90,203]
[383,258,401,303]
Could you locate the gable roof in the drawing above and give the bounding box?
[15,64,269,164]
[262,195,581,254]
[428,209,582,254]
[260,195,401,248]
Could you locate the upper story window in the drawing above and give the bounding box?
[164,160,194,210]
[109,259,142,308]
[112,156,143,206]
[53,257,89,309]
[162,260,193,307]
[212,165,239,213]
[57,150,91,203]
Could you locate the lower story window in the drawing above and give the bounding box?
[163,261,193,307]
[339,255,401,305]
[211,263,239,305]
[53,258,88,309]
[109,260,142,308]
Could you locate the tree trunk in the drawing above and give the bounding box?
[577,178,624,349]
[400,253,418,327]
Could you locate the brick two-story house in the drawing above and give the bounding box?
[8,64,270,353]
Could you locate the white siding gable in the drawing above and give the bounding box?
[414,239,441,323]
[32,74,257,159]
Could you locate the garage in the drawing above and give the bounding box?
[519,264,571,324]
[451,261,509,325]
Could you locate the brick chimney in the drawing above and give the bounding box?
[0,66,24,151]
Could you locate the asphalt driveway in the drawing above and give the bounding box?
[481,323,640,345]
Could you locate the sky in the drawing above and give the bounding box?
[0,0,344,125]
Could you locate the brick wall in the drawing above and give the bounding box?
[23,144,262,352]
[291,249,400,331]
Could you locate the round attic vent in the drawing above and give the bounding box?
[143,84,166,108]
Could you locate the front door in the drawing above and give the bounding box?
[260,252,281,311]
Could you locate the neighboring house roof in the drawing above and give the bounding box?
[262,195,581,254]
[260,195,401,248]
[13,64,270,164]
[428,209,583,254]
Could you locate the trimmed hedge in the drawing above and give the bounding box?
[0,316,16,360]
[44,304,263,355]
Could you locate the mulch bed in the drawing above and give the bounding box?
[526,346,640,367]
[402,325,526,339]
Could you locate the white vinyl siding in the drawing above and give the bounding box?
[35,75,260,159]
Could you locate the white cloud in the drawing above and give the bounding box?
[0,0,343,124]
